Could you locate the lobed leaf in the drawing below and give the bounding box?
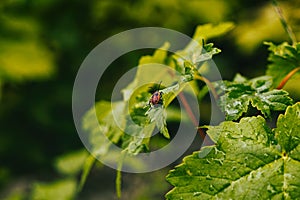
[265,42,300,87]
[172,22,233,75]
[174,41,221,73]
[216,75,293,121]
[146,105,170,139]
[166,103,300,199]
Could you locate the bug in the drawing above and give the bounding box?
[148,82,163,107]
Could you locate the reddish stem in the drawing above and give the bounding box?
[166,69,207,140]
[178,92,206,140]
[194,75,219,100]
[276,67,300,89]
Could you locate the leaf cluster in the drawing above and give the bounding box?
[166,32,300,200]
[166,103,300,199]
[79,21,300,200]
[82,22,234,162]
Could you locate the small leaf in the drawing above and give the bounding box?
[172,23,232,75]
[193,45,221,66]
[265,42,300,87]
[216,75,293,120]
[193,22,235,40]
[55,149,88,176]
[146,105,170,139]
[174,41,221,71]
[233,73,247,82]
[166,103,300,199]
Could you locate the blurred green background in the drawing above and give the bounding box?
[0,0,300,199]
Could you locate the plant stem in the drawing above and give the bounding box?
[272,0,297,45]
[78,155,96,192]
[178,92,206,140]
[277,67,300,89]
[166,69,206,139]
[116,151,126,198]
[194,74,219,100]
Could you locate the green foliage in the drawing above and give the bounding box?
[216,75,293,121]
[265,42,300,87]
[79,22,232,197]
[55,149,88,176]
[26,149,90,200]
[31,179,77,200]
[146,105,170,139]
[276,102,300,153]
[3,1,300,200]
[173,23,227,73]
[193,22,234,41]
[0,15,55,82]
[82,23,231,157]
[92,1,232,32]
[82,101,126,157]
[77,20,300,199]
[3,191,25,200]
[166,103,300,200]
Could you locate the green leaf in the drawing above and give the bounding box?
[216,75,293,120]
[174,41,221,72]
[193,22,235,41]
[265,42,300,87]
[82,101,126,156]
[139,42,170,65]
[122,42,171,101]
[54,149,88,176]
[172,23,233,76]
[276,102,300,153]
[233,73,247,82]
[0,39,55,81]
[81,23,232,198]
[166,103,300,199]
[0,15,55,82]
[31,179,77,200]
[146,105,170,139]
[83,95,160,176]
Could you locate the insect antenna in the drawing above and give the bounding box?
[148,81,163,93]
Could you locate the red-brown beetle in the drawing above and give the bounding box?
[149,90,163,106]
[148,82,163,107]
